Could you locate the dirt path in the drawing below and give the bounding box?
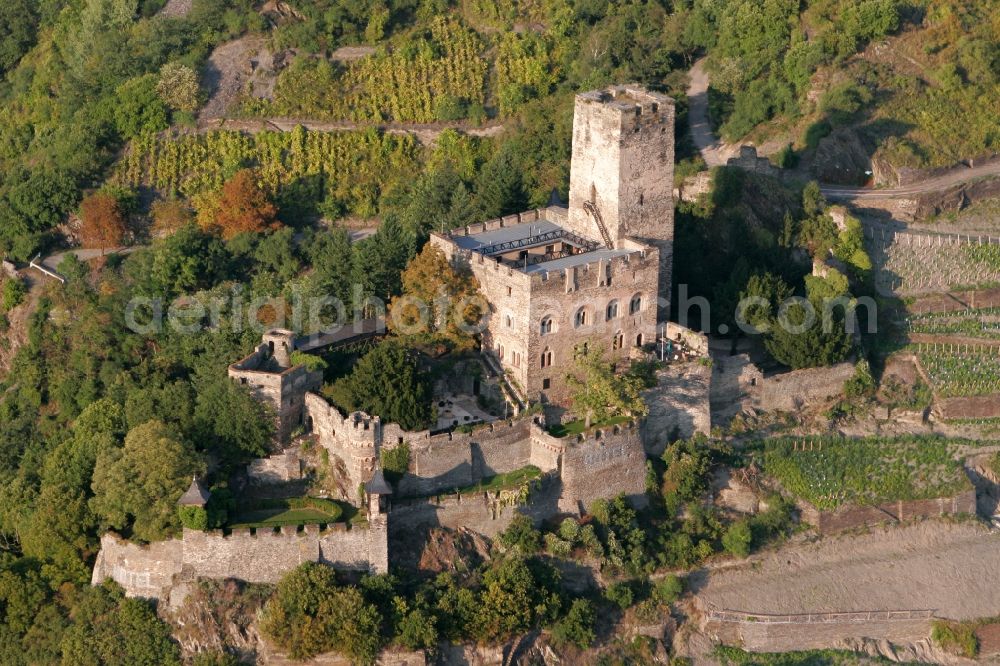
[695,521,1000,620]
[198,116,507,144]
[686,58,739,167]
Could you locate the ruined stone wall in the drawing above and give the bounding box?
[247,451,301,484]
[229,344,322,443]
[93,522,388,601]
[750,362,855,413]
[557,422,648,513]
[642,362,711,455]
[390,473,562,539]
[305,393,384,497]
[797,487,978,534]
[664,322,709,355]
[390,493,525,538]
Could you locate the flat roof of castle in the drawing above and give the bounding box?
[448,219,637,274]
[521,247,632,274]
[450,219,564,252]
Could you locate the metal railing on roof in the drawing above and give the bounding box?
[475,228,599,256]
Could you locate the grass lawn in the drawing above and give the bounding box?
[547,415,630,438]
[229,496,346,529]
[405,465,543,499]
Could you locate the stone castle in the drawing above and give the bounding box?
[93,85,684,602]
[432,84,675,405]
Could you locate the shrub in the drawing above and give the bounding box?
[932,620,978,658]
[722,520,752,558]
[653,575,684,605]
[289,351,328,373]
[1,278,26,311]
[497,515,541,555]
[178,505,209,531]
[380,443,410,485]
[551,599,596,649]
[605,581,634,610]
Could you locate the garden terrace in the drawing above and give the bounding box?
[916,347,1000,397]
[756,436,977,510]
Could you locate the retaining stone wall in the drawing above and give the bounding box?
[798,488,977,534]
[705,617,931,652]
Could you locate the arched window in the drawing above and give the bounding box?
[613,330,624,350]
[498,343,505,361]
[629,293,643,315]
[540,316,553,335]
[540,348,552,368]
[635,334,643,347]
[606,300,619,321]
[512,352,521,367]
[574,308,588,328]
[504,314,513,328]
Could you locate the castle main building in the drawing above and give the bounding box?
[431,85,675,405]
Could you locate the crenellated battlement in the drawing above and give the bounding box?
[576,85,674,133]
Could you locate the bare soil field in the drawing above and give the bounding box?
[695,521,1000,620]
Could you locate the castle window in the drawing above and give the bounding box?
[507,287,512,296]
[543,378,551,389]
[606,301,619,320]
[630,294,643,314]
[540,347,552,368]
[574,342,589,359]
[512,352,521,368]
[498,343,505,361]
[540,316,553,335]
[574,308,588,328]
[613,330,624,350]
[505,314,513,328]
[635,334,643,347]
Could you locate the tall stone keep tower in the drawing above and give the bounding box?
[567,85,675,317]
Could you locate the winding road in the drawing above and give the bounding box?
[685,57,1000,202]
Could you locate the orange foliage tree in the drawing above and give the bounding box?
[205,169,280,239]
[79,193,127,254]
[389,244,484,345]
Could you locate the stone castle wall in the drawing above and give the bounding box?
[93,522,388,602]
[555,422,648,513]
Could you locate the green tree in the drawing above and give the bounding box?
[497,514,541,555]
[114,75,170,140]
[475,146,528,219]
[260,563,383,663]
[475,555,560,642]
[551,599,596,649]
[566,347,647,426]
[156,62,200,113]
[192,370,274,463]
[0,0,38,74]
[722,519,752,557]
[351,216,413,305]
[764,300,853,369]
[325,340,432,430]
[90,420,203,543]
[59,582,181,666]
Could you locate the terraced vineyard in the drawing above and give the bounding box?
[113,126,440,217]
[907,308,1000,340]
[248,18,489,123]
[759,436,972,510]
[866,230,1000,296]
[917,347,1000,397]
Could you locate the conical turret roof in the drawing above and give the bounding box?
[364,468,393,496]
[177,476,211,507]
